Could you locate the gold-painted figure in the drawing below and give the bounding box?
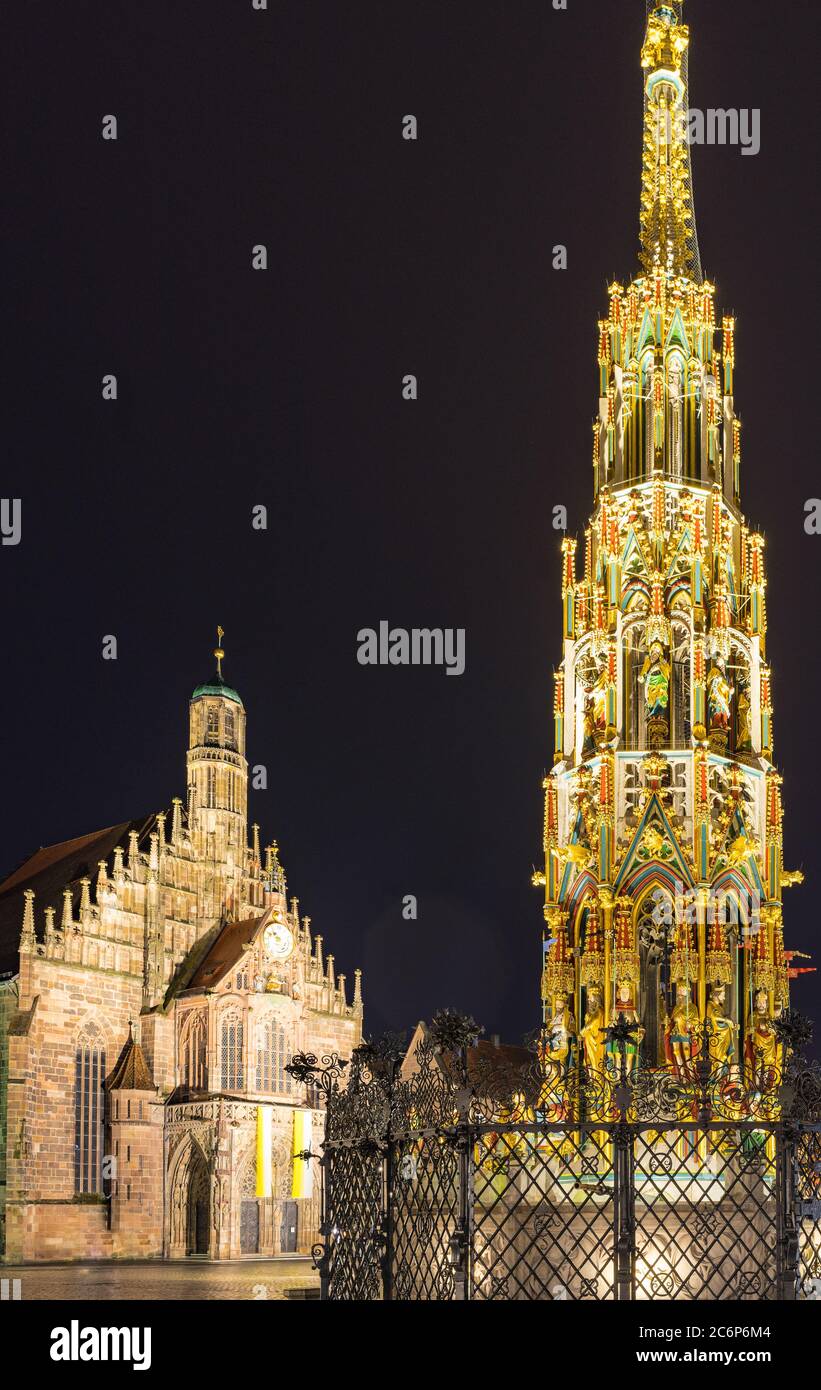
[705,982,736,1070]
[639,641,671,747]
[665,984,699,1081]
[579,986,606,1075]
[745,989,780,1089]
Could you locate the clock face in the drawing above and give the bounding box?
[263,920,294,962]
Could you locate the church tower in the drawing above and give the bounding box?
[187,627,249,926]
[538,2,806,1082]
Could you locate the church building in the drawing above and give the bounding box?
[0,635,363,1262]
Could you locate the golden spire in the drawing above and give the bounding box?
[214,625,225,678]
[639,2,701,279]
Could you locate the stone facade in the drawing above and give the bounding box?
[0,650,363,1261]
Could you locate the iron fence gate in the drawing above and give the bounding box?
[288,1017,821,1302]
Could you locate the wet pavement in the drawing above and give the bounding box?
[2,1258,319,1301]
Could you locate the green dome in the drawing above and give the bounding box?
[191,675,242,705]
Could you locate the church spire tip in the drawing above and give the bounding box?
[639,0,701,281]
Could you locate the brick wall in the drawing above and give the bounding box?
[5,955,140,1262]
[108,1089,164,1258]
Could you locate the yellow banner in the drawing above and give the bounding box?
[291,1109,313,1199]
[256,1106,272,1198]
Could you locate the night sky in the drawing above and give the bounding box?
[4,0,820,1044]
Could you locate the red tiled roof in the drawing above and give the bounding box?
[186,916,262,990]
[0,817,154,974]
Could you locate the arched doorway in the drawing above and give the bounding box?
[187,1151,210,1256]
[169,1138,212,1258]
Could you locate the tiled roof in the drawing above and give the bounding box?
[0,816,154,974]
[107,1028,155,1091]
[185,916,263,991]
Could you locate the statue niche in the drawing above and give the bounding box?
[664,983,700,1081]
[637,895,676,1066]
[639,640,671,748]
[579,985,605,1075]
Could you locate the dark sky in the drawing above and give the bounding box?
[3,0,820,1043]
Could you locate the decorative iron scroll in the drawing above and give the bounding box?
[291,1010,821,1301]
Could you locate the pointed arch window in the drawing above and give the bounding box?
[642,354,654,478]
[205,705,220,745]
[181,1011,207,1092]
[255,1017,292,1095]
[637,893,676,1066]
[667,353,684,480]
[224,708,236,750]
[74,1024,106,1194]
[220,1013,244,1090]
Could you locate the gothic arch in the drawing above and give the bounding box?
[564,868,597,917]
[710,875,753,927]
[179,1009,208,1092]
[75,1013,114,1055]
[633,883,676,1067]
[618,859,693,900]
[74,1020,108,1196]
[168,1134,212,1256]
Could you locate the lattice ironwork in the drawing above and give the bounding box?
[391,1132,458,1301]
[289,1020,821,1301]
[633,1125,777,1300]
[472,1125,615,1301]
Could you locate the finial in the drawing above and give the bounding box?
[214,625,225,679]
[638,0,700,280]
[21,889,36,946]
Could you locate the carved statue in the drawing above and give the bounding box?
[582,694,596,759]
[745,988,780,1087]
[705,982,736,1070]
[707,660,733,731]
[665,983,699,1080]
[639,642,671,722]
[579,986,605,1075]
[591,667,608,741]
[545,993,577,1076]
[606,981,643,1076]
[641,8,689,78]
[736,675,752,751]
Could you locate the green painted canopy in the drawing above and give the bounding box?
[191,675,242,705]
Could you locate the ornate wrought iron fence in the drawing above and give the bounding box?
[287,1016,821,1301]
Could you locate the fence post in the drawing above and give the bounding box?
[777,1123,800,1301]
[613,1114,635,1301]
[608,1015,637,1302]
[449,1042,473,1301]
[772,1012,817,1302]
[284,1050,350,1302]
[314,1147,332,1303]
[380,1052,401,1302]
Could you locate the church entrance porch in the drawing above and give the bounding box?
[168,1137,213,1260]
